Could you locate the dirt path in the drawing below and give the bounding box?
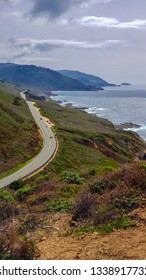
[37,207,146,260]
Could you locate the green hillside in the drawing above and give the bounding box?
[0,83,42,176]
[58,69,116,87]
[0,63,93,91]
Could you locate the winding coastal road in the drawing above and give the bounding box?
[0,92,57,188]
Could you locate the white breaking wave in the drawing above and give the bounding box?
[84,107,106,114]
[124,125,146,132]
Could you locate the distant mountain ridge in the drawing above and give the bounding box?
[0,63,94,91]
[58,69,116,87]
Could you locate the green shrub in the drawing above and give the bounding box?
[48,198,72,212]
[114,194,141,211]
[97,223,115,234]
[98,216,134,234]
[0,190,14,202]
[61,171,83,185]
[74,225,96,235]
[115,216,134,229]
[90,180,117,194]
[16,185,32,201]
[0,190,18,220]
[90,182,107,194]
[59,184,80,198]
[9,180,24,191]
[36,173,49,183]
[104,165,115,172]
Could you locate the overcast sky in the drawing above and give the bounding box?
[0,0,146,84]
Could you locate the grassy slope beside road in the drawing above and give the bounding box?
[0,83,42,177]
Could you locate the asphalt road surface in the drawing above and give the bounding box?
[0,92,56,188]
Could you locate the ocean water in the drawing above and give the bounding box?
[49,85,146,140]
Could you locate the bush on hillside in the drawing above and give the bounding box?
[61,171,83,185]
[9,180,24,191]
[0,190,18,220]
[0,228,38,260]
[72,192,97,221]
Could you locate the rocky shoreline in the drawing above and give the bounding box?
[46,94,142,134]
[115,122,141,130]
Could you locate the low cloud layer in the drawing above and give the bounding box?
[0,37,126,63]
[78,16,146,29]
[6,37,125,53]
